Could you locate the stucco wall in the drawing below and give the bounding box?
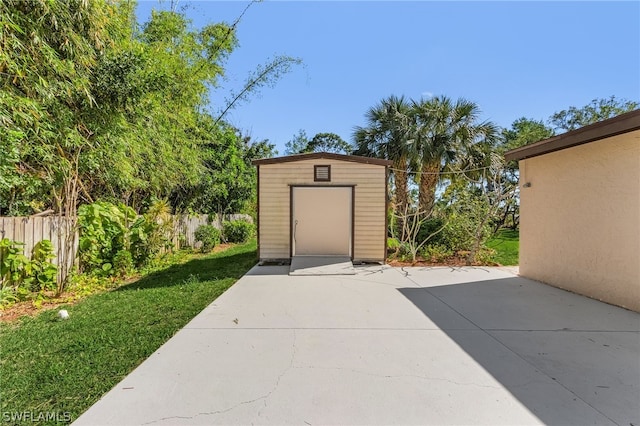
[519,130,640,312]
[258,159,386,261]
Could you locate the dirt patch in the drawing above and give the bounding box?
[0,296,76,323]
[387,255,500,268]
[211,243,233,253]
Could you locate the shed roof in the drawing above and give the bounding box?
[252,152,392,166]
[504,109,640,162]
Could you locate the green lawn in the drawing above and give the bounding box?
[487,229,519,266]
[0,241,257,425]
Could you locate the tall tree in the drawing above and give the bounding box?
[285,131,351,154]
[307,133,352,154]
[0,0,117,214]
[412,96,498,216]
[169,116,275,215]
[549,95,638,132]
[500,118,555,152]
[284,129,310,155]
[0,0,298,215]
[353,95,415,222]
[489,118,555,230]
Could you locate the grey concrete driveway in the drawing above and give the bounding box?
[74,265,640,425]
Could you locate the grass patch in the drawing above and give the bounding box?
[486,229,519,266]
[0,240,257,425]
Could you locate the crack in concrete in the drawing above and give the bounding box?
[257,329,297,418]
[141,394,269,425]
[142,330,298,426]
[291,365,501,390]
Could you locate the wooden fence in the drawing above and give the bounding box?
[173,214,251,248]
[0,214,252,285]
[0,216,78,286]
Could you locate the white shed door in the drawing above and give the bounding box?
[292,187,352,256]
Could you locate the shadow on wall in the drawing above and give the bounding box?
[397,277,640,426]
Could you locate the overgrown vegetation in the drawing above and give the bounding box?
[0,0,295,300]
[354,95,637,265]
[0,1,295,219]
[0,241,257,425]
[77,199,177,276]
[0,239,57,309]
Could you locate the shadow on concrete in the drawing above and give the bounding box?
[244,264,290,276]
[398,278,640,426]
[289,256,355,276]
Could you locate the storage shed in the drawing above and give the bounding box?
[505,110,640,312]
[252,152,392,264]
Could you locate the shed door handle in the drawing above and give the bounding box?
[294,219,298,243]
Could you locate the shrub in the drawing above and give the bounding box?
[222,220,254,243]
[396,242,413,263]
[194,225,221,252]
[0,238,29,288]
[78,200,176,273]
[113,250,133,277]
[0,238,57,294]
[0,286,17,309]
[143,198,175,258]
[421,244,454,263]
[129,216,153,267]
[78,201,136,274]
[440,211,477,252]
[387,237,400,256]
[475,247,497,265]
[27,240,57,292]
[417,217,446,247]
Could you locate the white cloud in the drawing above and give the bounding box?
[421,91,434,98]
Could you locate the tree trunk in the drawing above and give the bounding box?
[394,162,408,216]
[393,157,409,241]
[418,160,440,217]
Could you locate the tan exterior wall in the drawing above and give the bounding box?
[258,159,386,261]
[519,130,640,312]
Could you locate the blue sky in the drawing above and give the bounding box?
[136,1,640,154]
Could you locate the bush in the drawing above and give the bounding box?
[27,240,57,292]
[387,237,400,256]
[129,216,153,267]
[440,212,477,252]
[194,225,221,252]
[222,220,254,243]
[78,201,136,274]
[0,286,17,309]
[0,238,57,296]
[0,238,29,288]
[475,247,497,265]
[417,217,446,247]
[113,250,133,277]
[421,244,454,263]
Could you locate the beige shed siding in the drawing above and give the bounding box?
[258,159,386,261]
[518,130,640,312]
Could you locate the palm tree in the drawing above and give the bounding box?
[353,95,415,223]
[412,96,498,216]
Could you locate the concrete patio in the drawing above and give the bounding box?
[74,265,640,425]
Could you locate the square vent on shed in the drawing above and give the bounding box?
[314,165,331,182]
